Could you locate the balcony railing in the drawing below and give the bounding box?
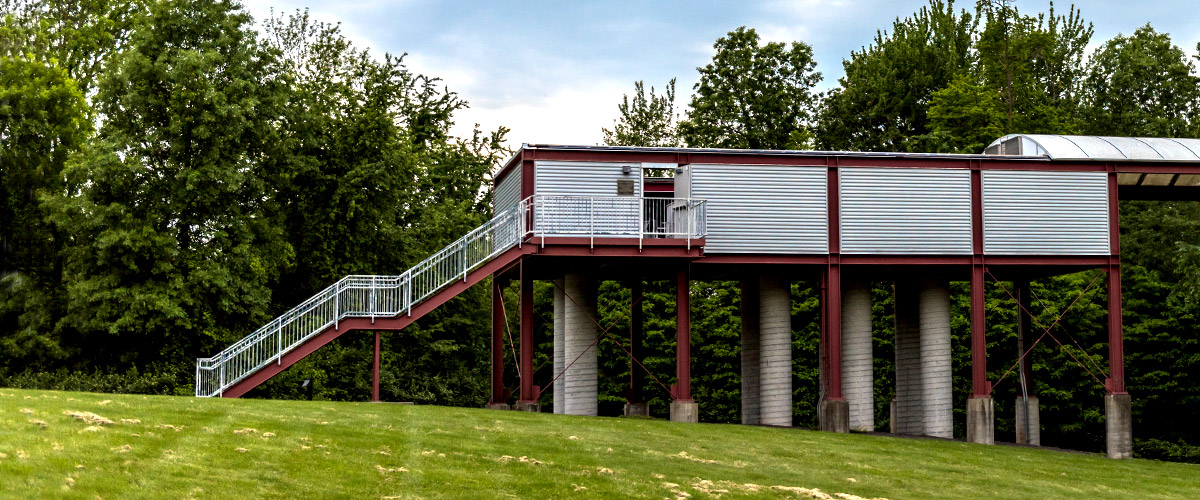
[526,195,707,246]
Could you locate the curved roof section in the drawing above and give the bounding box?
[984,134,1200,161]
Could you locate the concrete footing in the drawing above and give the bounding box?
[512,402,541,413]
[966,397,994,444]
[670,401,699,423]
[623,402,649,417]
[485,403,510,411]
[1105,393,1133,459]
[818,398,849,433]
[1015,396,1040,446]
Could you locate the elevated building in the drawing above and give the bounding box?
[198,134,1200,459]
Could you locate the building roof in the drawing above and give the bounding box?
[984,134,1200,161]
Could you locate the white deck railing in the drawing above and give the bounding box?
[195,195,705,397]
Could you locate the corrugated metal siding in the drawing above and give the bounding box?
[493,167,522,215]
[534,161,642,236]
[690,164,828,254]
[534,161,642,197]
[840,168,973,254]
[982,170,1109,255]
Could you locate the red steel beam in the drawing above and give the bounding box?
[675,267,692,401]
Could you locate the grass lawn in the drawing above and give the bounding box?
[1,388,1197,499]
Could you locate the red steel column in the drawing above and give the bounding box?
[372,331,381,402]
[490,278,506,405]
[826,264,843,400]
[518,265,536,403]
[970,165,990,398]
[675,268,692,401]
[971,264,990,397]
[1108,265,1125,393]
[1107,170,1125,395]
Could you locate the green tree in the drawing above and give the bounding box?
[0,28,91,372]
[602,79,681,147]
[925,74,1006,153]
[42,0,290,375]
[249,10,508,404]
[1081,24,1200,137]
[975,0,1092,135]
[1,0,142,95]
[679,27,821,150]
[815,0,974,152]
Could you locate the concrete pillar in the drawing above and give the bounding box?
[552,280,565,415]
[740,278,761,425]
[842,280,873,432]
[759,275,792,427]
[563,274,598,416]
[893,281,923,434]
[1105,393,1133,459]
[1015,396,1040,446]
[919,279,953,439]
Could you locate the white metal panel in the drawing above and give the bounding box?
[982,170,1110,255]
[534,160,642,197]
[690,164,828,254]
[840,168,973,255]
[493,167,522,215]
[534,161,642,236]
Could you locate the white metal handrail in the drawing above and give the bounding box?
[194,195,706,397]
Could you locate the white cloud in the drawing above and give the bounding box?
[453,79,631,147]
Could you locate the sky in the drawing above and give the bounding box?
[239,0,1200,149]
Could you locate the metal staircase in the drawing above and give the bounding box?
[195,194,706,398]
[195,203,527,397]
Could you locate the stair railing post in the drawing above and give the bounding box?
[276,320,282,365]
[371,276,377,324]
[219,362,225,398]
[687,197,693,251]
[334,283,339,330]
[405,273,413,317]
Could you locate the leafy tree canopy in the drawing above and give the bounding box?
[679,26,822,150]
